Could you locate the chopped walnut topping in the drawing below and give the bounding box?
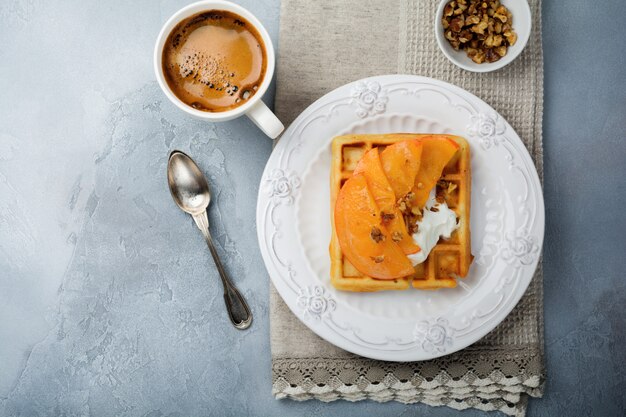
[396,191,417,217]
[370,255,385,263]
[504,30,517,45]
[436,180,458,204]
[404,200,424,233]
[370,226,385,243]
[380,212,396,225]
[441,0,517,64]
[391,231,403,242]
[394,192,425,238]
[410,205,424,221]
[450,16,464,32]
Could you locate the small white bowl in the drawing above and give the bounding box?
[434,0,531,72]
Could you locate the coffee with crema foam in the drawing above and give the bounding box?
[162,10,267,112]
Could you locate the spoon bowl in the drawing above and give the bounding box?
[167,151,211,215]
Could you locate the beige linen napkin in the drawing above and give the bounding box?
[271,1,545,415]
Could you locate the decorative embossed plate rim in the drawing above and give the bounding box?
[256,75,544,362]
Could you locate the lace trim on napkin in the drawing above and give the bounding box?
[273,350,544,417]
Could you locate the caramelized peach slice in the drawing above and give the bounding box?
[354,148,420,255]
[380,140,423,199]
[412,136,460,207]
[334,174,415,279]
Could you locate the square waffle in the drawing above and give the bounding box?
[329,134,472,292]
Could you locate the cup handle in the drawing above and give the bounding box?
[246,99,284,139]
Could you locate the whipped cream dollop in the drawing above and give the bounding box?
[407,190,458,265]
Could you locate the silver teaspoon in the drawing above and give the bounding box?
[167,150,252,330]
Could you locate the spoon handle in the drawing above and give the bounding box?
[193,213,252,330]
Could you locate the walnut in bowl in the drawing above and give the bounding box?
[435,0,531,72]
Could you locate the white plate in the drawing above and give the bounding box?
[257,75,544,362]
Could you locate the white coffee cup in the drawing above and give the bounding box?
[154,0,284,139]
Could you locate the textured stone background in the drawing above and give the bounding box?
[0,0,624,416]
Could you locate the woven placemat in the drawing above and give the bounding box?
[270,1,544,415]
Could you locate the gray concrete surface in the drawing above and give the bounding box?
[0,0,624,416]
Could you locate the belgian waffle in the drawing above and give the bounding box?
[329,134,472,292]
